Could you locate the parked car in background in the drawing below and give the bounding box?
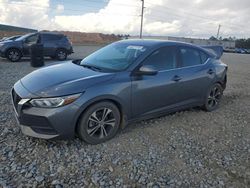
[245,49,250,54]
[0,32,73,62]
[0,37,8,41]
[11,40,228,144]
[235,48,247,54]
[223,47,236,53]
[0,35,21,42]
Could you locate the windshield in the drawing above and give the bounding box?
[80,43,147,71]
[16,33,34,41]
[6,36,20,41]
[12,36,21,41]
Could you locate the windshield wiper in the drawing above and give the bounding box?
[81,64,102,72]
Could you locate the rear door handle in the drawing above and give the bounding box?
[207,69,214,75]
[172,75,182,82]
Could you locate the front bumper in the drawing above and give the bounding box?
[19,124,58,139]
[68,47,74,54]
[11,85,80,139]
[0,48,5,58]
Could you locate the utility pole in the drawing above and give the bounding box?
[216,24,221,39]
[139,0,145,39]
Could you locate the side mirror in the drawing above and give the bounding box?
[136,65,158,76]
[72,59,82,65]
[24,39,32,45]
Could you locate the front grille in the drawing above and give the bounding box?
[12,89,22,111]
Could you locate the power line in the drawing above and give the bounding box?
[1,1,245,30]
[59,0,139,8]
[145,2,247,30]
[0,1,248,37]
[146,2,219,22]
[0,2,138,17]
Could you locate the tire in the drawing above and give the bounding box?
[55,49,67,61]
[77,101,121,144]
[202,83,223,112]
[6,48,22,62]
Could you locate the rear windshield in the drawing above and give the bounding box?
[42,34,63,41]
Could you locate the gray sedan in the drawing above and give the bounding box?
[11,39,227,144]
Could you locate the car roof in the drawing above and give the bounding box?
[38,31,63,36]
[117,39,212,56]
[117,39,198,47]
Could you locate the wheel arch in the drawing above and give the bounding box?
[215,73,227,90]
[5,47,23,57]
[55,47,68,55]
[54,48,68,60]
[74,96,128,136]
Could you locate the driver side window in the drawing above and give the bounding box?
[142,46,176,71]
[25,34,38,44]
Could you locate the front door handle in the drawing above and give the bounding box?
[207,69,215,75]
[172,75,182,82]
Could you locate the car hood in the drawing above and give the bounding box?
[0,40,18,45]
[20,61,115,97]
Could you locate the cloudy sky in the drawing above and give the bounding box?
[0,0,250,38]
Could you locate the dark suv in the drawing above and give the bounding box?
[0,32,73,62]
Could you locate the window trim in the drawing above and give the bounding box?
[156,58,210,73]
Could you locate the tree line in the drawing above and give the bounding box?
[209,36,250,49]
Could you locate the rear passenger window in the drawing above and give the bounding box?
[43,34,62,41]
[143,47,176,71]
[200,51,209,64]
[179,47,201,67]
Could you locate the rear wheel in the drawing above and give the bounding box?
[77,102,121,144]
[203,83,223,111]
[6,48,22,62]
[55,49,67,61]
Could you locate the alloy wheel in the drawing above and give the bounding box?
[57,50,66,60]
[8,50,20,61]
[207,85,222,108]
[87,108,116,139]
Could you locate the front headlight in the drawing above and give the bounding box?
[29,93,81,108]
[0,43,4,47]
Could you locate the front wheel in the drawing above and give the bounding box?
[203,83,223,111]
[6,48,22,62]
[77,102,121,144]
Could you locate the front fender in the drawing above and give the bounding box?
[4,45,23,56]
[72,94,129,132]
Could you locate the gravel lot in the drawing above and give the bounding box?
[0,46,249,187]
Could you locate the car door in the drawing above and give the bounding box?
[131,46,183,117]
[22,34,39,55]
[41,34,59,56]
[176,46,215,105]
